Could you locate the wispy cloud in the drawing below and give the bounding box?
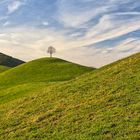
[56,38,140,67]
[3,21,10,26]
[56,0,108,28]
[0,16,8,21]
[8,0,24,14]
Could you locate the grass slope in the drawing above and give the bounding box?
[0,53,140,140]
[0,57,93,102]
[0,53,24,67]
[0,65,9,73]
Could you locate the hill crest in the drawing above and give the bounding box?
[0,57,94,89]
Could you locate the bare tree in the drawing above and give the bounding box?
[47,46,56,57]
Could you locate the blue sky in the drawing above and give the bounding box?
[0,0,140,67]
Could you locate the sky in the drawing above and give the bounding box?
[0,0,140,67]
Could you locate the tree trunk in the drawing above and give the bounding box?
[50,53,52,58]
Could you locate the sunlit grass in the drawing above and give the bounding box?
[0,53,139,140]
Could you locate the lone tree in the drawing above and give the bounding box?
[47,46,56,57]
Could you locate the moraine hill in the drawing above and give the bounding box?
[0,53,139,140]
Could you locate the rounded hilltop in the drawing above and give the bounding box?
[0,57,94,88]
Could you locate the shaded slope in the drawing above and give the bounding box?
[0,53,25,67]
[0,53,140,140]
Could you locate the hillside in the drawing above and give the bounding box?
[0,53,139,139]
[0,65,9,73]
[0,53,25,67]
[0,58,94,103]
[0,58,93,90]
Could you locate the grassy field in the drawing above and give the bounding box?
[0,53,139,140]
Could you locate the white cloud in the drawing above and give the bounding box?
[8,1,24,14]
[42,21,49,26]
[69,32,82,37]
[3,21,10,26]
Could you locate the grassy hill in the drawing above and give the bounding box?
[0,58,93,90]
[0,58,93,103]
[0,53,25,67]
[0,53,139,140]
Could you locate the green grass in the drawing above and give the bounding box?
[0,58,93,103]
[0,53,139,140]
[0,65,9,73]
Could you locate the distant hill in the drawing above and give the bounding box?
[0,53,25,67]
[0,53,139,139]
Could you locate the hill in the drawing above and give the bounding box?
[0,53,25,67]
[0,58,94,103]
[0,53,139,139]
[0,58,93,90]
